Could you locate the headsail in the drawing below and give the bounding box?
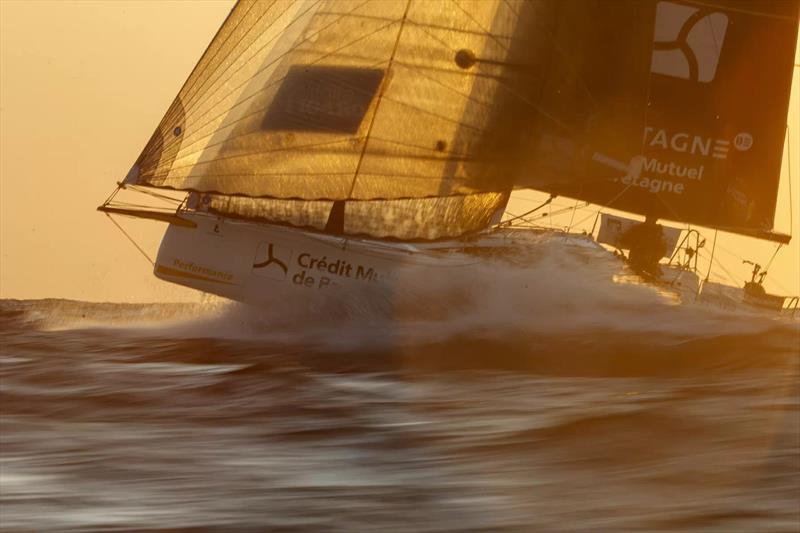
[126,0,531,239]
[509,0,799,242]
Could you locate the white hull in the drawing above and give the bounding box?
[154,212,796,316]
[154,212,504,305]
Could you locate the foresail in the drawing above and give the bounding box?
[510,0,799,240]
[128,0,526,201]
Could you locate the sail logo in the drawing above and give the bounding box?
[644,127,751,160]
[252,243,290,280]
[650,2,728,83]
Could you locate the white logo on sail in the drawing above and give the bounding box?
[650,2,728,83]
[643,127,752,160]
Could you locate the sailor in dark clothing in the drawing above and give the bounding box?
[619,215,667,279]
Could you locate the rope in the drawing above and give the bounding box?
[695,229,718,301]
[495,195,554,228]
[105,214,155,266]
[703,230,718,283]
[787,126,793,238]
[101,184,121,206]
[125,185,185,206]
[764,243,783,273]
[565,199,580,233]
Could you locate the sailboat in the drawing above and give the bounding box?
[99,0,799,312]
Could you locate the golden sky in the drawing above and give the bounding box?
[1,0,798,302]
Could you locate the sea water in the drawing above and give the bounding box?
[1,237,798,532]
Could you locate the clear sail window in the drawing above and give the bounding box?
[261,66,384,134]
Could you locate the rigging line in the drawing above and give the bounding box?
[708,242,792,293]
[564,179,638,230]
[104,214,155,267]
[105,199,181,209]
[124,185,185,205]
[565,199,580,233]
[787,126,793,237]
[756,267,795,296]
[764,243,783,273]
[535,202,591,220]
[494,195,554,228]
[695,229,718,300]
[101,183,122,207]
[105,203,181,212]
[148,0,372,157]
[703,229,718,282]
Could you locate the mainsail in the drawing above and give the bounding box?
[124,0,799,241]
[508,0,799,242]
